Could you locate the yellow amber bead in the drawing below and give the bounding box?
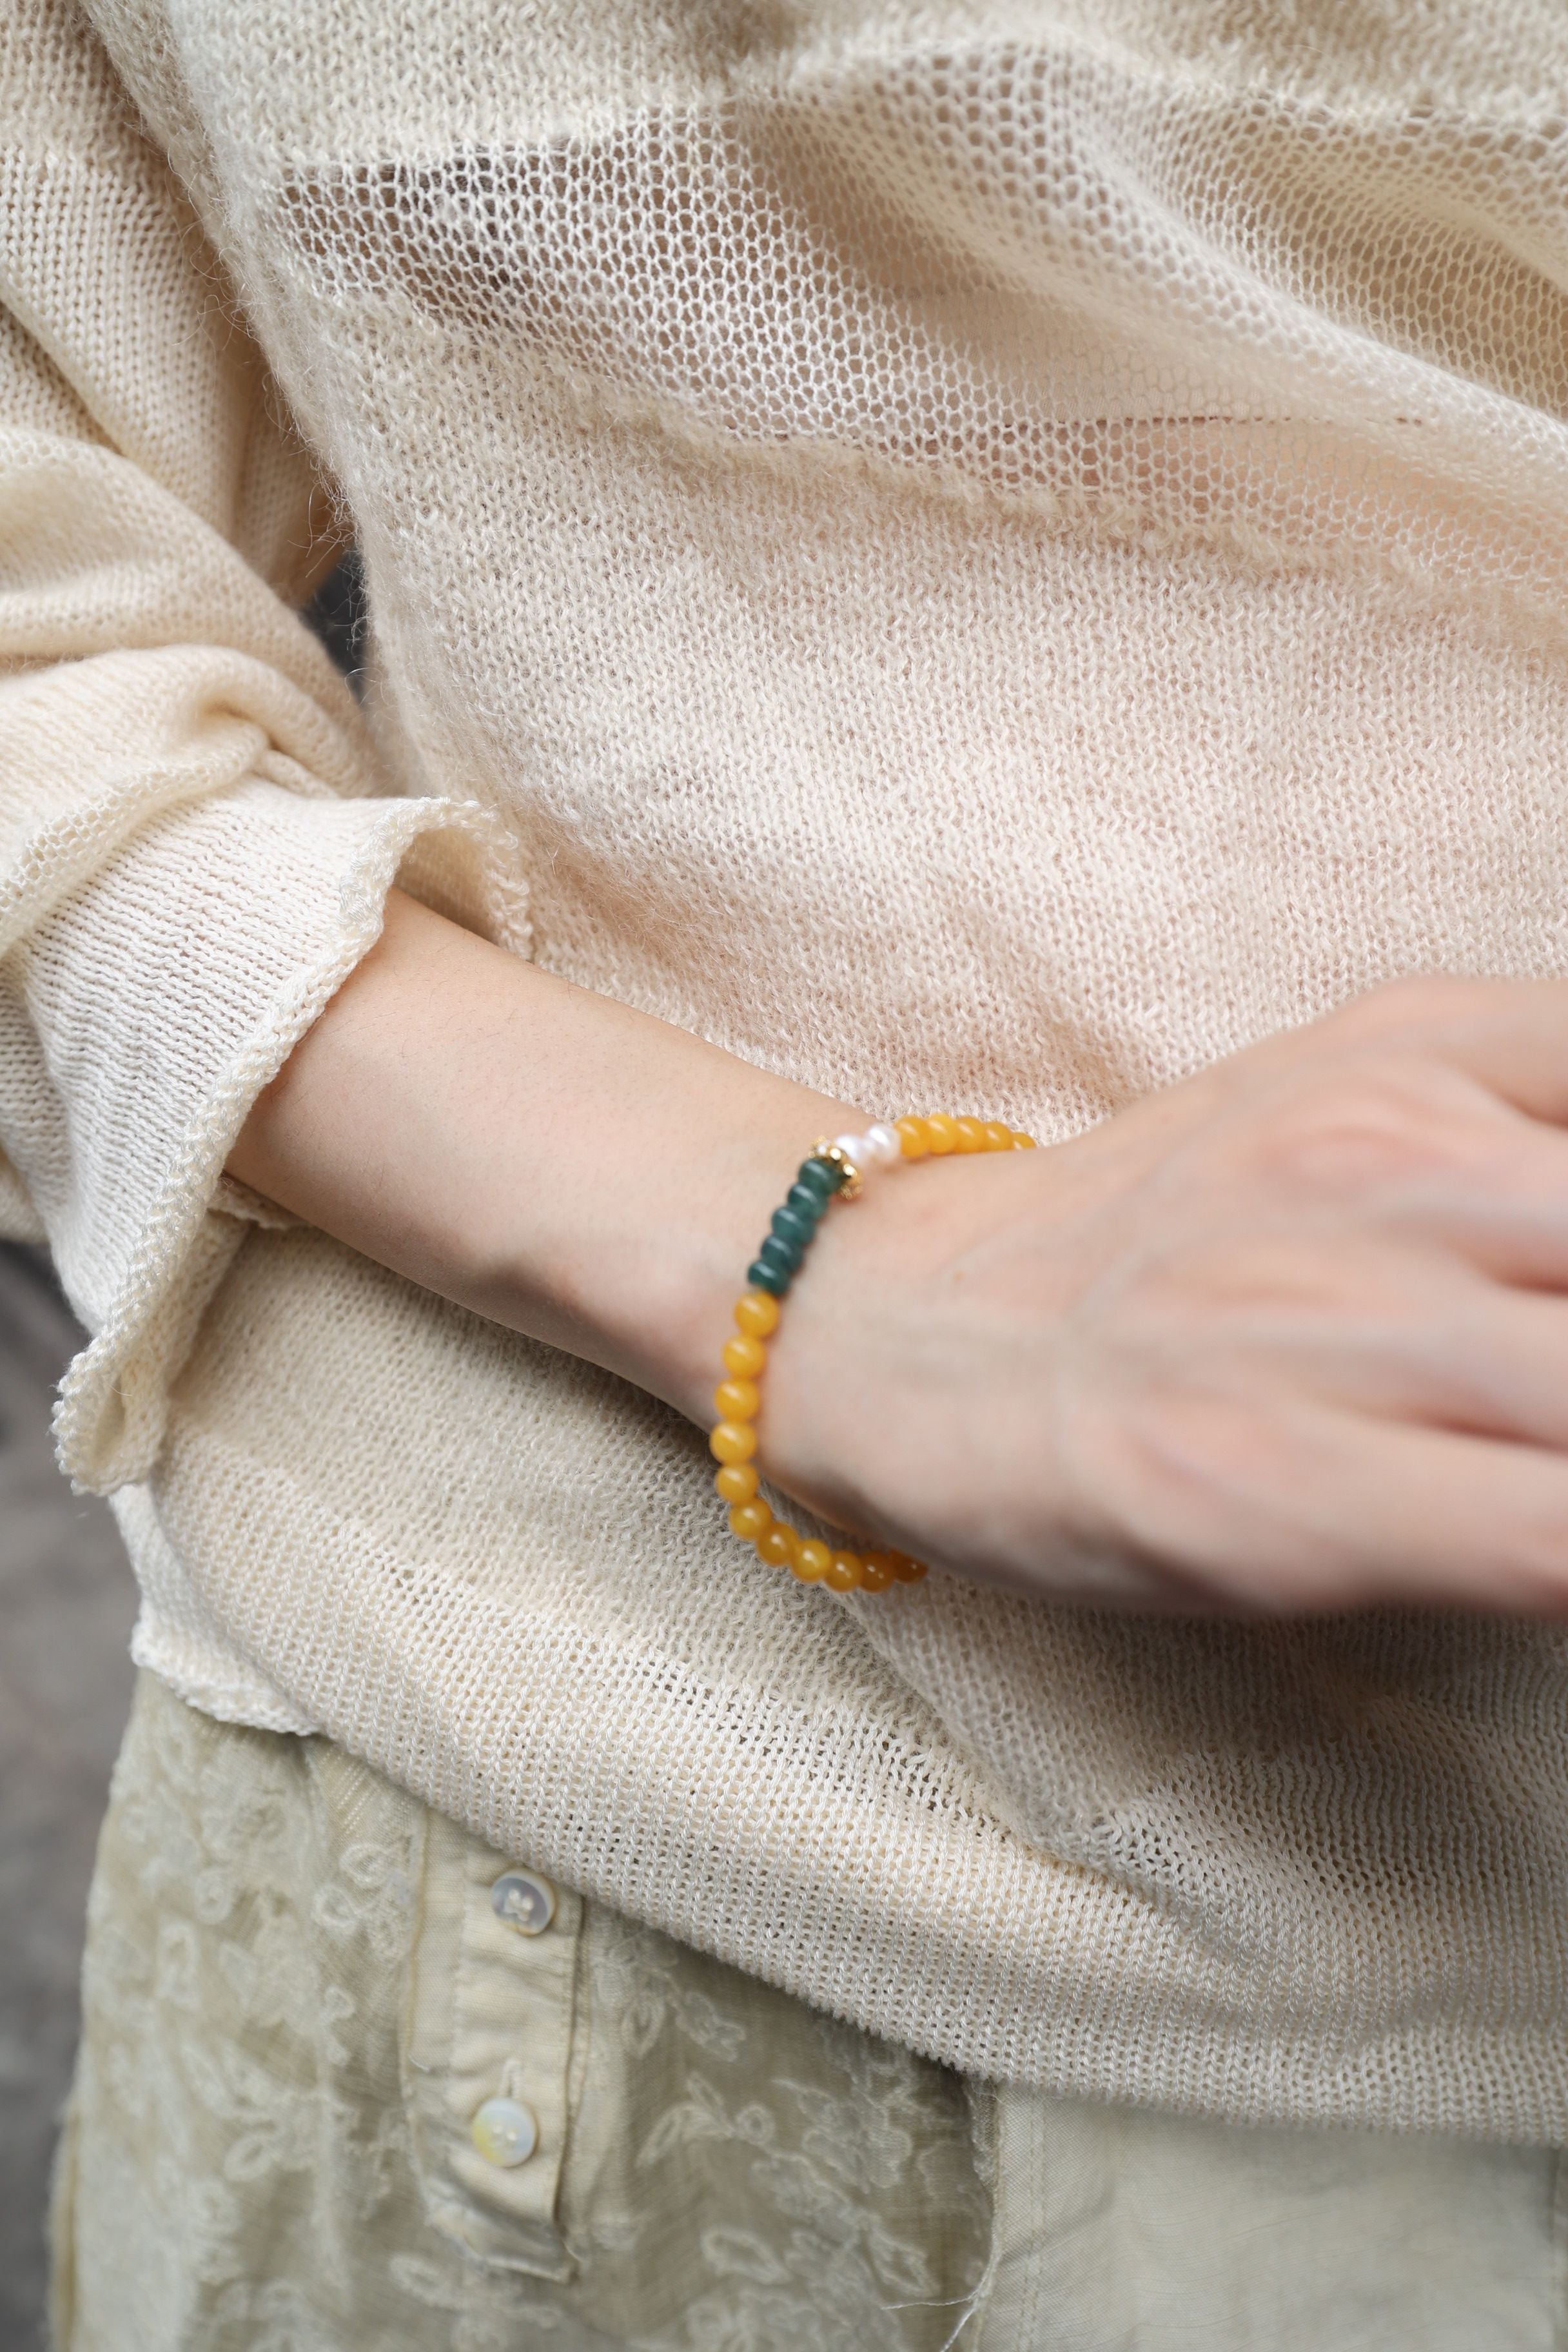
[894,1116,929,1160]
[734,1291,781,1338]
[890,1553,928,1583]
[983,1120,1013,1151]
[923,1114,959,1155]
[825,1551,863,1592]
[859,1554,895,1592]
[792,1540,832,1582]
[723,1334,767,1380]
[714,1462,759,1505]
[1011,1130,1037,1150]
[953,1117,987,1153]
[713,1378,761,1423]
[710,1420,758,1465]
[728,1499,773,1542]
[756,1523,798,1569]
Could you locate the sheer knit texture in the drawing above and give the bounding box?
[6,0,1568,2135]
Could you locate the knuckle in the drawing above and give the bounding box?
[1244,1070,1456,1195]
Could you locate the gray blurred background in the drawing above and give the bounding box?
[1,1248,139,2346]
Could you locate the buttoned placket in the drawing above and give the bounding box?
[403,1812,581,2277]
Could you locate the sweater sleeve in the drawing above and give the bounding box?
[0,0,524,1491]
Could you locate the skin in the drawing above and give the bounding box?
[231,889,1568,1618]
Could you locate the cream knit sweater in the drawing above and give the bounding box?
[8,0,1568,2138]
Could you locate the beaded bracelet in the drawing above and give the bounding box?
[710,1113,1037,1594]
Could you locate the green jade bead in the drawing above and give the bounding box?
[746,1155,843,1295]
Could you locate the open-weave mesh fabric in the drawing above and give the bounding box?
[270,34,1568,631]
[8,0,1568,2132]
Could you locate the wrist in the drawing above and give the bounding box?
[694,1113,1042,1593]
[474,1063,861,1424]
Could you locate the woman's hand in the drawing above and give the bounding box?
[765,975,1568,1614]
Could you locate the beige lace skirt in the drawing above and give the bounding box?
[50,1672,1568,2351]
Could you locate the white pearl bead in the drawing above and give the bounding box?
[862,1123,903,1168]
[832,1131,870,1167]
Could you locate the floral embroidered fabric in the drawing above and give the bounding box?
[52,1672,992,2351]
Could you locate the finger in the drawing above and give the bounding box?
[1104,1391,1568,1618]
[1202,1083,1568,1291]
[1323,974,1568,1130]
[1364,1112,1568,1289]
[1168,1256,1568,1446]
[1112,1223,1568,1440]
[1344,1279,1568,1453]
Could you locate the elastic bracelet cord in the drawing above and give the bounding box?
[709,1113,1038,1594]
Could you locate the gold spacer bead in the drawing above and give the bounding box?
[810,1138,863,1202]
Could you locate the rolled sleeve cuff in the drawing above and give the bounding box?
[2,771,525,1487]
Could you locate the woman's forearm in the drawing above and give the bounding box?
[228,889,858,1424]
